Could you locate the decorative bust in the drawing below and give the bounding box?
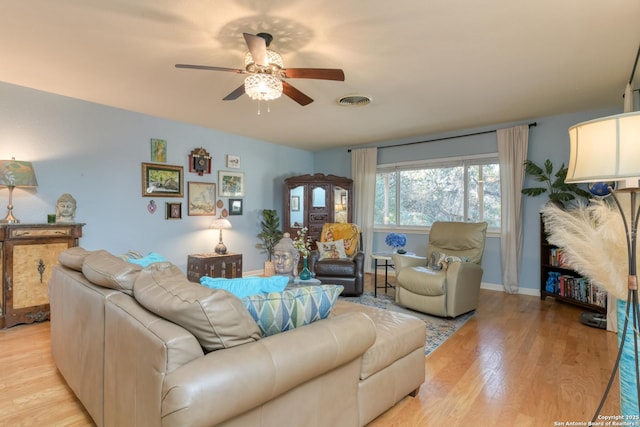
[273,232,300,282]
[56,193,77,223]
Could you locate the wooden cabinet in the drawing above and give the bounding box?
[187,253,242,283]
[0,223,84,328]
[539,216,606,313]
[283,174,353,242]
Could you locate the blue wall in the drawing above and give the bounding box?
[314,107,620,293]
[0,81,314,273]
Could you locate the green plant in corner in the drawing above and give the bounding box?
[521,159,592,205]
[256,209,283,262]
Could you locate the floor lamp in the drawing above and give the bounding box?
[566,111,640,419]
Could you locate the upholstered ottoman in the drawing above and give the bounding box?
[331,300,426,426]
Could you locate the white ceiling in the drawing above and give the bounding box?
[1,1,638,151]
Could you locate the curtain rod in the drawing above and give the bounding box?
[347,122,537,152]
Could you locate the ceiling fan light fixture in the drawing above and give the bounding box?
[244,50,284,70]
[244,74,283,101]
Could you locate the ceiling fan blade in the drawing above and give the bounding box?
[175,64,245,74]
[282,81,314,106]
[243,33,267,67]
[223,84,245,101]
[281,68,345,81]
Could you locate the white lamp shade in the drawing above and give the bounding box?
[210,218,232,230]
[566,111,640,184]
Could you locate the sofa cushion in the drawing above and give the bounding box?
[82,250,142,295]
[58,246,94,271]
[397,266,446,296]
[200,275,289,298]
[241,285,343,336]
[133,262,261,352]
[314,258,357,277]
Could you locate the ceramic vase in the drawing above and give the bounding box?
[299,257,312,280]
[617,299,640,416]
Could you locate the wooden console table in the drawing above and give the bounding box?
[187,253,242,282]
[0,223,84,328]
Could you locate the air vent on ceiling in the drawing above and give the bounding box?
[337,95,372,107]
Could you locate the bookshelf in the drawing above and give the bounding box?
[540,215,606,313]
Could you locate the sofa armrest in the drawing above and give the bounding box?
[392,253,426,270]
[445,262,483,316]
[161,312,376,427]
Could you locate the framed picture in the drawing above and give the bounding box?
[218,171,244,197]
[229,198,243,215]
[165,202,182,220]
[226,155,241,169]
[141,163,183,197]
[188,182,216,216]
[291,195,300,211]
[150,138,167,163]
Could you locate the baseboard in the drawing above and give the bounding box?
[481,282,540,297]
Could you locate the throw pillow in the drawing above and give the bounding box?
[320,223,359,258]
[241,285,344,336]
[428,251,445,270]
[428,252,469,270]
[134,262,261,352]
[126,252,167,267]
[317,239,347,260]
[200,275,289,298]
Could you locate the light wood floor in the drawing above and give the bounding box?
[0,274,620,427]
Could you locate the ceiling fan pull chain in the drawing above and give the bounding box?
[257,100,262,115]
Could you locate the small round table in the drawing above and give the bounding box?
[370,252,414,297]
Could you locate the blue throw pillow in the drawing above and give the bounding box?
[200,275,289,299]
[241,285,344,336]
[126,252,167,267]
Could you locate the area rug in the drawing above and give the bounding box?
[339,292,474,356]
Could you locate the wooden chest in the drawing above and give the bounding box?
[187,253,242,282]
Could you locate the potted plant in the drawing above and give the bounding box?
[521,159,591,206]
[256,209,283,276]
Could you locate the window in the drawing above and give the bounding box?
[374,155,500,230]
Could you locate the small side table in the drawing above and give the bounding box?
[187,253,242,282]
[371,252,415,297]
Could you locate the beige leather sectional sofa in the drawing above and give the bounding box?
[48,248,426,427]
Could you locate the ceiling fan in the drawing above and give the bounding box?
[175,32,345,106]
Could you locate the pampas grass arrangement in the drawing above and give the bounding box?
[541,197,634,300]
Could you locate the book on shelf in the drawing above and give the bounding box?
[548,248,572,268]
[545,272,606,308]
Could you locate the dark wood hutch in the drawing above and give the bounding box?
[283,174,353,243]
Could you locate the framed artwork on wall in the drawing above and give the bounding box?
[165,202,182,220]
[229,198,243,215]
[141,163,183,197]
[218,171,244,197]
[188,182,216,216]
[226,155,240,169]
[150,138,167,163]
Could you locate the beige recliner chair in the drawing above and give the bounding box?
[392,221,488,318]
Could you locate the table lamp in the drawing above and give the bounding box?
[0,158,38,224]
[210,217,232,254]
[566,110,640,419]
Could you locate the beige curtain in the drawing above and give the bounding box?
[497,125,529,294]
[351,148,378,273]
